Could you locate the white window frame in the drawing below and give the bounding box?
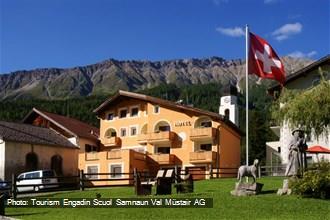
[153,105,160,114]
[129,105,140,118]
[129,125,139,137]
[106,111,115,121]
[85,164,100,179]
[118,107,128,119]
[109,163,124,179]
[120,127,128,137]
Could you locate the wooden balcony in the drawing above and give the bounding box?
[189,151,217,163]
[103,137,121,147]
[107,150,122,159]
[190,127,216,141]
[137,133,148,144]
[148,131,174,144]
[148,154,175,165]
[85,152,99,161]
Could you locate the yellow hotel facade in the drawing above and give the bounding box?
[80,90,242,185]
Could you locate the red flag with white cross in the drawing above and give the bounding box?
[249,32,285,84]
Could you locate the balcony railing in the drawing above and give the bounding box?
[85,152,99,161]
[147,131,174,144]
[190,127,216,141]
[148,154,175,165]
[189,151,217,163]
[103,137,121,147]
[107,150,122,159]
[137,133,148,143]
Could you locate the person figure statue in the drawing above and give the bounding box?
[284,129,307,177]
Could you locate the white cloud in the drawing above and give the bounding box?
[216,26,244,37]
[272,22,302,41]
[287,50,317,58]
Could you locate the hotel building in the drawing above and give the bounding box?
[81,90,242,184]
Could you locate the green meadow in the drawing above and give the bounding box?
[6,177,330,220]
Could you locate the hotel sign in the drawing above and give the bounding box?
[174,121,192,127]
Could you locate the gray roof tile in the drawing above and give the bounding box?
[0,121,78,148]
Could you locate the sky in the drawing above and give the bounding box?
[0,0,329,73]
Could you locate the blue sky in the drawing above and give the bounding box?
[0,0,329,73]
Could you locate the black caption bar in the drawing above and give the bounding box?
[6,198,213,208]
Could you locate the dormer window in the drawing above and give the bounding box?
[131,107,139,117]
[154,105,160,114]
[119,109,127,118]
[107,113,114,120]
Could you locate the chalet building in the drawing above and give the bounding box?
[0,121,78,181]
[81,90,242,185]
[267,54,330,167]
[22,108,100,174]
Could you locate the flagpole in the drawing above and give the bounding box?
[245,24,249,166]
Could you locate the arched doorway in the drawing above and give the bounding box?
[194,116,212,128]
[104,128,117,138]
[51,155,63,175]
[25,152,38,171]
[154,120,171,132]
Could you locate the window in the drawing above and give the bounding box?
[312,76,320,86]
[131,107,139,117]
[109,131,116,137]
[156,147,170,154]
[120,128,127,137]
[110,164,122,178]
[86,165,99,179]
[201,121,212,127]
[224,109,230,120]
[105,129,116,138]
[107,113,114,120]
[26,172,40,179]
[200,144,212,151]
[159,125,170,132]
[119,109,127,118]
[85,144,99,152]
[17,174,24,180]
[130,126,137,136]
[277,147,281,153]
[154,105,160,114]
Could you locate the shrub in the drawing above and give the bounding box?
[290,161,330,199]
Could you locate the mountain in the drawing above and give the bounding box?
[0,56,312,100]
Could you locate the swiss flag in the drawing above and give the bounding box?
[249,32,285,84]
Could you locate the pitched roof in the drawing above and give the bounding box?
[93,90,243,136]
[22,108,99,141]
[268,54,330,93]
[0,121,77,148]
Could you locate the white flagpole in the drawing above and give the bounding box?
[245,24,249,166]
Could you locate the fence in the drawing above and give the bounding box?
[1,166,239,199]
[259,165,286,177]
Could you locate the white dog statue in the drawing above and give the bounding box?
[237,159,259,183]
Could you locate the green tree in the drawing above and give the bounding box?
[271,80,330,139]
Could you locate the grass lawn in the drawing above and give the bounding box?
[5,177,330,220]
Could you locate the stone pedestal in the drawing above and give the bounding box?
[277,179,292,195]
[231,182,264,196]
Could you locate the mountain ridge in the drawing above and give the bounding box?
[0,56,312,100]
